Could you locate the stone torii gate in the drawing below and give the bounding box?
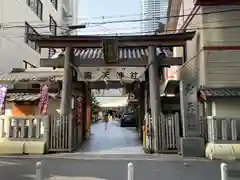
[30,31,195,152]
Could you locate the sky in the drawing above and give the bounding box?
[78,0,141,35]
[78,0,141,105]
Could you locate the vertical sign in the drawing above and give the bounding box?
[180,80,200,137]
[75,96,83,124]
[39,84,49,115]
[102,38,119,63]
[0,85,7,115]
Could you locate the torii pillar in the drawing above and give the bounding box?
[148,46,161,153]
[83,83,92,138]
[60,47,73,116]
[60,46,74,151]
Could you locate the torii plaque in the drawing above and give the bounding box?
[102,38,119,63]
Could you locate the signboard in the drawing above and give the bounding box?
[77,67,145,81]
[39,84,49,115]
[180,79,200,137]
[102,38,119,63]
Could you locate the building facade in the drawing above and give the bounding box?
[140,0,168,34]
[0,0,77,73]
[165,0,240,116]
[165,0,240,159]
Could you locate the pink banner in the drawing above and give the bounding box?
[39,84,49,115]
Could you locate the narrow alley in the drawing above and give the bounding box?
[78,120,144,154]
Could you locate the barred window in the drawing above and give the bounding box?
[49,15,57,35]
[25,22,41,53]
[26,0,43,20]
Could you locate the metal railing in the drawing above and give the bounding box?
[207,116,240,142]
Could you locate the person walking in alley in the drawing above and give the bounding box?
[104,112,109,130]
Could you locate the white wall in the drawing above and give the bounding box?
[0,0,68,73]
[202,6,240,87]
[178,5,240,87]
[214,99,240,117]
[165,0,205,87]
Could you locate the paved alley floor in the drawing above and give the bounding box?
[77,120,144,154]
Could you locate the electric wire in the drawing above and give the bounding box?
[0,8,240,59]
[1,8,240,30]
[4,23,240,37]
[1,6,173,25]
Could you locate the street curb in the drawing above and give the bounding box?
[0,154,210,162]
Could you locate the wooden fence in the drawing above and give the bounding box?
[47,115,82,152]
[158,113,180,153]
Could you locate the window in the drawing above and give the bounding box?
[50,0,58,10]
[25,22,41,53]
[49,15,57,57]
[27,0,43,20]
[49,15,57,35]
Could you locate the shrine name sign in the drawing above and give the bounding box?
[77,67,145,81]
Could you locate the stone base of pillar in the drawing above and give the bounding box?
[205,142,240,160]
[180,137,205,157]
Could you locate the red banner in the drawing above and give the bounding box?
[75,96,83,124]
[39,84,49,115]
